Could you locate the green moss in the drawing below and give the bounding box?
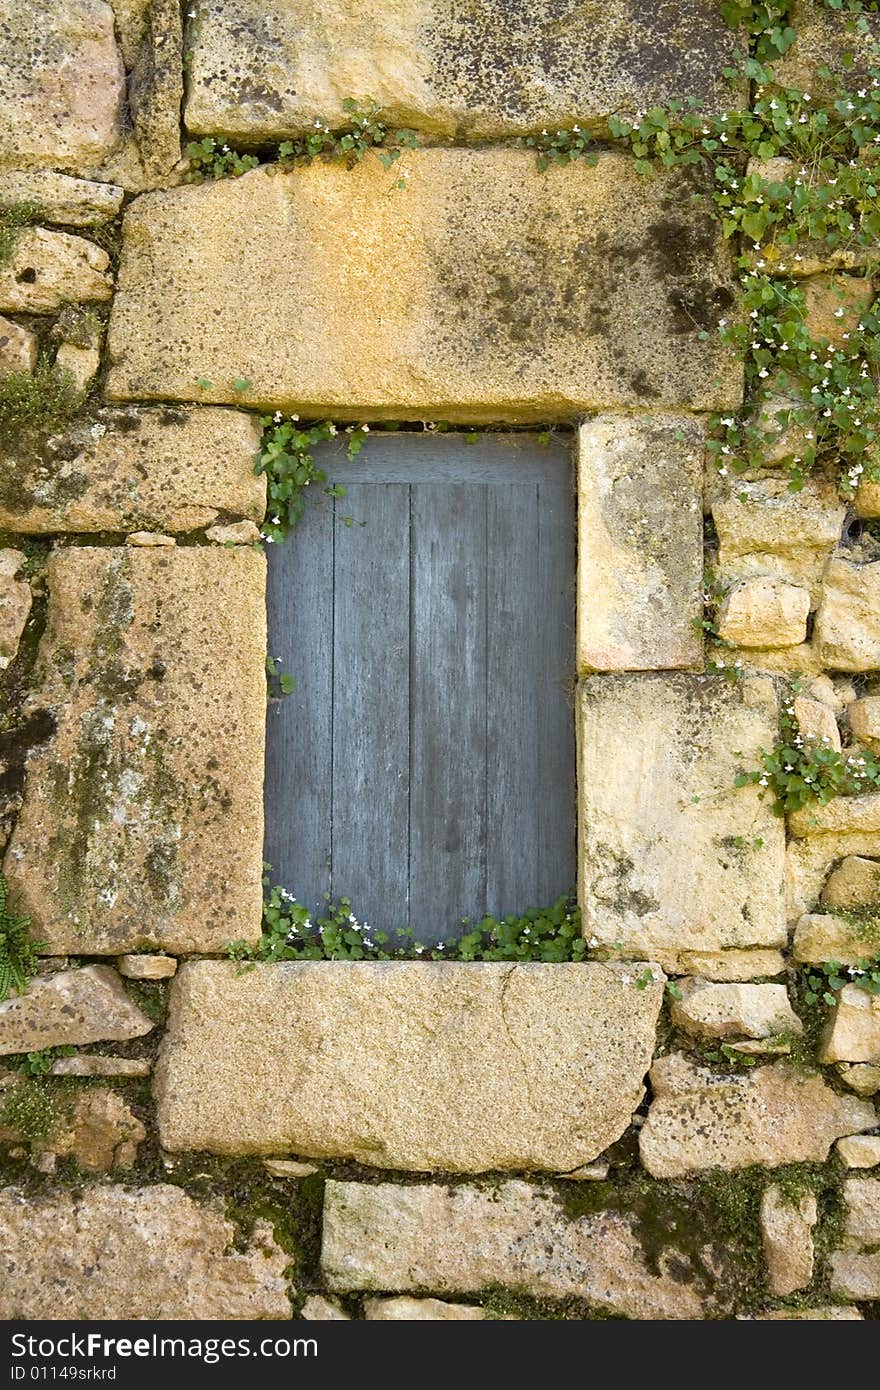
[0,202,40,266]
[0,1080,62,1140]
[0,357,84,457]
[124,980,167,1024]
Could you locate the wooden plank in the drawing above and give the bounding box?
[313,432,570,486]
[409,482,488,941]
[263,495,335,909]
[485,482,541,916]
[330,484,411,928]
[536,473,578,902]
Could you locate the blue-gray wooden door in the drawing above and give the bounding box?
[264,432,576,942]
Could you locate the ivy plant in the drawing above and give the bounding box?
[256,417,369,543]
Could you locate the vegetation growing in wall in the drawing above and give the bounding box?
[0,1081,61,1141]
[0,873,41,1002]
[0,358,84,457]
[255,417,365,543]
[0,201,41,265]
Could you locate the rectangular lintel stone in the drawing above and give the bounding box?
[3,546,266,953]
[578,673,786,968]
[577,414,704,671]
[184,0,746,142]
[0,406,265,534]
[154,960,664,1172]
[107,152,740,419]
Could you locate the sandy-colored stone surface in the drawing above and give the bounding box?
[107,153,739,418]
[321,1179,710,1317]
[842,1176,880,1246]
[793,912,879,966]
[815,559,880,671]
[3,546,266,954]
[0,0,124,173]
[117,953,177,979]
[0,965,152,1056]
[819,985,880,1065]
[788,832,880,920]
[0,318,37,375]
[577,414,703,672]
[579,674,785,968]
[760,1184,816,1296]
[639,1054,875,1176]
[774,0,880,97]
[0,227,112,315]
[717,577,810,649]
[0,549,31,670]
[675,950,786,981]
[0,171,123,226]
[155,960,663,1172]
[300,1295,350,1320]
[670,980,802,1040]
[50,1054,151,1077]
[792,695,841,751]
[0,406,264,534]
[829,1251,880,1300]
[836,1135,880,1168]
[364,1297,487,1321]
[184,0,745,141]
[713,476,845,603]
[0,1185,290,1318]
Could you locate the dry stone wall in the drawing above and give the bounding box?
[0,0,879,1323]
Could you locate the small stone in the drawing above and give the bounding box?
[838,1063,880,1096]
[821,857,880,913]
[0,549,30,670]
[205,520,262,545]
[670,979,802,1040]
[803,274,875,349]
[829,1251,880,1300]
[0,228,112,314]
[117,953,177,979]
[54,343,100,395]
[60,1087,145,1173]
[752,379,811,466]
[789,793,880,838]
[727,1039,792,1056]
[819,985,880,1065]
[848,698,880,751]
[264,1159,320,1179]
[639,1054,876,1177]
[836,1135,880,1168]
[558,1162,610,1181]
[760,1184,817,1296]
[713,476,845,604]
[126,531,175,547]
[0,965,153,1056]
[0,316,37,374]
[792,696,841,752]
[31,1150,56,1174]
[365,1297,486,1321]
[815,559,880,672]
[50,1055,151,1078]
[300,1295,350,1321]
[854,477,880,520]
[717,577,810,649]
[793,913,878,966]
[0,172,123,227]
[751,1306,863,1320]
[842,1177,880,1246]
[0,1185,290,1318]
[806,674,844,713]
[675,950,786,981]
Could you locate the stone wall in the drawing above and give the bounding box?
[0,0,879,1322]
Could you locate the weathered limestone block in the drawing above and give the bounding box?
[854,474,880,519]
[321,1180,710,1318]
[117,953,177,979]
[839,1063,880,1096]
[577,415,703,672]
[713,477,845,602]
[154,960,663,1172]
[774,0,880,98]
[300,1295,350,1320]
[790,794,880,838]
[793,912,879,966]
[206,521,262,545]
[184,0,745,141]
[0,172,123,226]
[819,985,880,1065]
[829,1251,880,1300]
[639,1055,875,1177]
[843,1177,880,1245]
[264,1158,318,1178]
[716,577,810,649]
[803,274,875,349]
[122,0,182,186]
[54,342,100,394]
[670,980,802,1040]
[41,1087,144,1172]
[0,228,112,314]
[107,153,739,418]
[751,1306,863,1319]
[0,965,152,1056]
[836,1135,880,1168]
[0,550,30,670]
[0,0,124,173]
[51,1054,151,1077]
[0,1185,290,1319]
[0,406,264,533]
[579,674,785,969]
[848,697,880,752]
[793,695,841,751]
[675,949,786,981]
[3,546,266,954]
[815,559,880,671]
[788,834,880,920]
[365,1298,487,1321]
[0,317,37,375]
[760,1184,817,1297]
[127,531,174,546]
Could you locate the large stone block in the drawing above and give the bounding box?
[773,0,880,98]
[0,1185,290,1319]
[184,0,746,142]
[0,0,124,174]
[0,406,264,533]
[639,1054,875,1176]
[3,546,266,954]
[577,414,703,672]
[578,674,786,970]
[321,1179,709,1318]
[814,559,880,671]
[107,152,739,419]
[154,960,664,1171]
